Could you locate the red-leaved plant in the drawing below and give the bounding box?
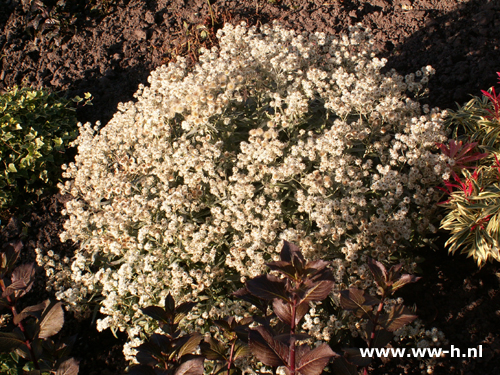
[333,259,420,375]
[129,241,422,375]
[0,241,79,375]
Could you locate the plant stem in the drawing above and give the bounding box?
[289,295,297,375]
[227,339,236,374]
[0,278,40,370]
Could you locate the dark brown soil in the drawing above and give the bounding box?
[1,0,500,374]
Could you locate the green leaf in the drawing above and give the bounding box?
[7,163,17,173]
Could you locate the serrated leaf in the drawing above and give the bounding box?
[390,274,421,292]
[342,348,371,367]
[266,261,296,280]
[339,288,379,317]
[200,338,227,360]
[280,241,305,264]
[126,365,158,375]
[14,300,49,325]
[233,343,250,360]
[367,258,387,289]
[379,305,417,332]
[141,306,168,324]
[330,356,358,375]
[165,293,176,315]
[174,302,196,324]
[299,280,334,304]
[246,274,289,302]
[55,357,79,375]
[0,331,26,352]
[297,343,337,375]
[174,356,204,375]
[272,299,309,326]
[39,302,64,338]
[177,333,202,358]
[248,326,288,367]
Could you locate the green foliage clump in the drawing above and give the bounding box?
[438,72,500,267]
[0,85,91,212]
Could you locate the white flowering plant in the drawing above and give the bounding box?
[35,21,451,363]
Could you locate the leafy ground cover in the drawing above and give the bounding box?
[1,0,500,374]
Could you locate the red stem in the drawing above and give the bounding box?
[0,278,40,370]
[289,294,297,375]
[227,339,236,374]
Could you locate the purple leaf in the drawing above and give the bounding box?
[233,287,270,314]
[266,261,297,280]
[274,333,312,345]
[365,321,393,348]
[297,343,337,375]
[342,348,372,367]
[0,330,26,352]
[165,293,176,314]
[339,288,380,317]
[141,306,168,323]
[233,343,250,360]
[248,326,288,367]
[39,301,64,338]
[299,280,334,304]
[0,241,22,274]
[200,337,227,360]
[176,332,202,358]
[390,274,421,292]
[331,356,358,375]
[174,356,205,375]
[367,258,387,289]
[281,241,304,263]
[379,305,417,332]
[4,263,35,299]
[55,357,79,375]
[272,299,309,326]
[14,300,49,325]
[246,274,289,302]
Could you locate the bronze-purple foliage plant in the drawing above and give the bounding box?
[332,258,420,375]
[127,293,205,375]
[128,241,422,375]
[234,240,337,375]
[0,241,79,375]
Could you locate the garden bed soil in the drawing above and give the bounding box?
[1,0,500,374]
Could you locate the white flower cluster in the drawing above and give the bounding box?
[36,21,449,361]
